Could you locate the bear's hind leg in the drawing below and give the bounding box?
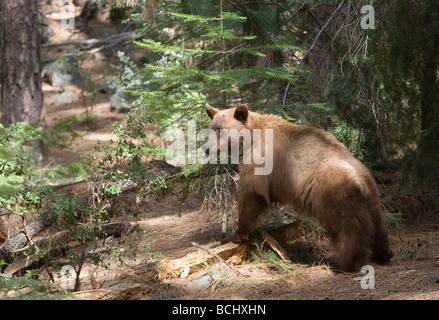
[326,206,375,272]
[371,212,394,264]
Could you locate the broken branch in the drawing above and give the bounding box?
[192,242,248,277]
[282,0,346,105]
[257,228,292,263]
[40,32,143,50]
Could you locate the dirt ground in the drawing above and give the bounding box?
[43,182,439,301]
[6,1,439,300]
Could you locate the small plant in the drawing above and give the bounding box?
[0,260,8,269]
[0,122,46,220]
[75,51,99,130]
[384,211,403,225]
[250,238,296,272]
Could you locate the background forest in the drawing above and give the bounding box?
[0,0,438,300]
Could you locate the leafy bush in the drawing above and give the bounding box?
[0,115,161,289]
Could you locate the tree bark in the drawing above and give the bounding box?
[0,0,43,126]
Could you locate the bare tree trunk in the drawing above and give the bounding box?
[0,0,43,126]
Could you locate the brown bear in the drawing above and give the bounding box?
[202,103,393,272]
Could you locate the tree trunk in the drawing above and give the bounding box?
[0,0,43,126]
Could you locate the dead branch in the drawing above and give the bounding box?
[12,222,132,277]
[192,242,248,277]
[72,280,151,300]
[282,0,347,105]
[257,228,292,263]
[73,288,124,300]
[40,32,143,50]
[33,221,133,253]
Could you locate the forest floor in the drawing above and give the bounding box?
[6,1,439,300]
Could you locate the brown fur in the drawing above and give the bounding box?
[202,104,393,272]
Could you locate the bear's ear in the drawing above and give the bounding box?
[234,104,249,122]
[205,103,219,119]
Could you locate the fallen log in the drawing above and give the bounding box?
[0,161,170,272]
[192,242,247,277]
[12,222,133,277]
[134,242,248,281]
[158,242,248,280]
[0,179,136,272]
[0,161,234,273]
[0,191,89,273]
[74,281,151,300]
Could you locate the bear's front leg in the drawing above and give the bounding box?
[223,232,247,243]
[223,192,269,244]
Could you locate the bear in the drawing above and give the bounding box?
[201,103,393,272]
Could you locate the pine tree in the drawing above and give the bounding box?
[0,0,43,127]
[122,1,299,129]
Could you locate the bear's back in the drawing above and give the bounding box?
[265,121,375,206]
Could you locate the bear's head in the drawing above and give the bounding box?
[201,103,250,160]
[200,103,273,175]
